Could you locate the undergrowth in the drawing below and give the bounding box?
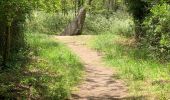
[84,11,134,36]
[0,33,84,99]
[91,34,170,99]
[25,11,74,35]
[25,10,134,36]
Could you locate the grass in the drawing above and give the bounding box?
[0,32,84,99]
[91,33,170,99]
[84,11,134,36]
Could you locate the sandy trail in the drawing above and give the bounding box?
[55,35,129,100]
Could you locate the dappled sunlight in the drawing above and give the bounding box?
[91,34,170,99]
[0,33,84,99]
[1,0,170,99]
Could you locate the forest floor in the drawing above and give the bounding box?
[55,35,130,100]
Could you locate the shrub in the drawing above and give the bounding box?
[143,3,170,60]
[25,11,74,35]
[84,11,135,36]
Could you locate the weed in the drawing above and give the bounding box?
[91,33,170,99]
[0,32,84,99]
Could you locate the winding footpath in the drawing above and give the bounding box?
[55,35,129,100]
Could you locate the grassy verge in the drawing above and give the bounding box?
[0,33,84,99]
[91,34,170,99]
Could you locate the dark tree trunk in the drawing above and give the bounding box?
[88,0,93,5]
[2,25,11,67]
[75,0,77,16]
[78,0,81,10]
[61,7,86,36]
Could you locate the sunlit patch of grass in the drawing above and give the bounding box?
[26,33,84,99]
[0,33,84,99]
[91,34,170,99]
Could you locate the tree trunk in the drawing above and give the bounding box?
[60,0,92,36]
[61,7,86,36]
[2,24,11,67]
[88,0,93,5]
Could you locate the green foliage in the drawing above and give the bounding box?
[0,0,31,66]
[143,3,170,60]
[25,9,134,36]
[89,0,124,16]
[91,33,170,99]
[125,0,149,40]
[0,0,32,52]
[26,33,84,99]
[0,0,63,66]
[125,0,148,21]
[0,33,83,99]
[125,0,170,60]
[84,11,134,36]
[25,11,74,35]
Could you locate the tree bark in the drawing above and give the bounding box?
[60,0,92,36]
[61,7,86,36]
[88,0,93,5]
[2,24,11,67]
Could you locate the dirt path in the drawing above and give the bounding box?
[55,35,129,100]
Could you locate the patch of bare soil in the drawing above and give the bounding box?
[55,35,134,100]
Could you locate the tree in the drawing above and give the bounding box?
[0,0,60,68]
[125,0,149,41]
[61,0,92,36]
[0,0,32,67]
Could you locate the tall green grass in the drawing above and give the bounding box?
[88,10,170,99]
[91,34,170,99]
[0,32,84,99]
[25,32,84,99]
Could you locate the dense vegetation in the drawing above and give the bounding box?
[91,33,170,99]
[90,0,170,99]
[0,33,83,99]
[0,0,170,99]
[126,0,170,60]
[0,0,84,99]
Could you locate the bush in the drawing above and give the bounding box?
[84,11,135,36]
[25,11,74,35]
[143,3,170,60]
[25,10,135,37]
[91,33,170,99]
